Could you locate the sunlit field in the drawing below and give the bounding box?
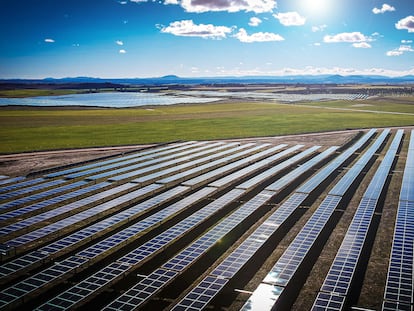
[1,98,413,153]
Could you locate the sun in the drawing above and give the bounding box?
[300,0,331,16]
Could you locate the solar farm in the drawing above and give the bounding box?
[0,128,412,311]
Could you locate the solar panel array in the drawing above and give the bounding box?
[0,128,412,311]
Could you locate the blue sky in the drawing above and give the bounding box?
[1,0,413,78]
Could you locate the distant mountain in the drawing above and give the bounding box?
[1,74,414,85]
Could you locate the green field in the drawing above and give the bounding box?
[1,99,413,154]
[0,89,82,98]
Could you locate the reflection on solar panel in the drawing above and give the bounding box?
[312,130,403,311]
[382,130,414,311]
[240,129,389,311]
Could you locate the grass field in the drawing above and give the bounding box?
[1,99,413,154]
[0,89,82,98]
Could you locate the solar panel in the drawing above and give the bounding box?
[171,276,229,311]
[265,146,338,192]
[157,144,263,184]
[208,145,301,189]
[0,181,121,237]
[236,146,320,190]
[382,130,414,310]
[45,141,198,178]
[0,177,26,187]
[0,180,88,215]
[0,177,45,195]
[2,183,159,249]
[328,129,389,197]
[85,142,226,181]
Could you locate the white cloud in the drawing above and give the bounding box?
[352,42,371,48]
[372,3,395,14]
[386,44,414,56]
[234,28,284,43]
[312,24,327,32]
[116,40,124,46]
[44,38,55,43]
[180,0,276,13]
[119,49,127,54]
[212,66,414,77]
[129,0,147,2]
[402,39,413,43]
[249,17,262,27]
[386,50,403,56]
[324,32,368,43]
[160,20,233,39]
[273,12,306,26]
[396,16,414,33]
[164,0,179,4]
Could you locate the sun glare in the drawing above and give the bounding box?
[300,0,331,16]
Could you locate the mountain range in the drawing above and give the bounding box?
[2,74,414,85]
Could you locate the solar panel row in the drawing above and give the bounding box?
[84,142,226,181]
[45,141,197,178]
[0,180,88,222]
[240,129,389,311]
[155,143,268,185]
[0,176,25,187]
[236,145,321,190]
[0,181,119,237]
[2,182,159,250]
[207,145,301,189]
[312,130,403,311]
[0,180,88,214]
[296,129,376,195]
[111,143,268,184]
[382,130,414,311]
[0,177,45,195]
[104,190,274,311]
[0,178,68,203]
